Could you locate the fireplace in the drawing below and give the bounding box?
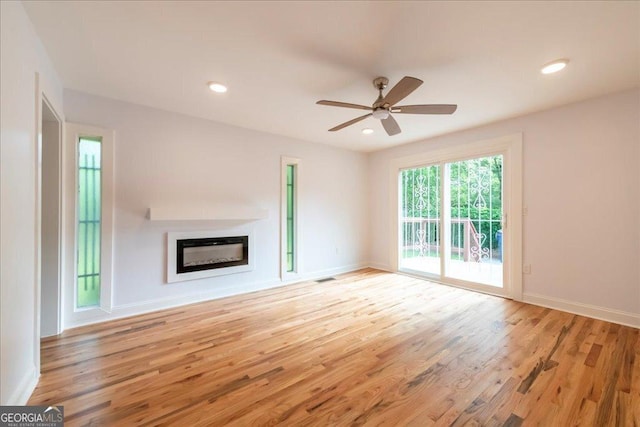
[167,231,254,283]
[177,236,248,273]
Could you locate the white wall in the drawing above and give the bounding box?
[369,89,640,325]
[0,1,64,405]
[41,118,61,337]
[62,90,369,326]
[2,2,636,409]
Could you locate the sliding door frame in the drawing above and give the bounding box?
[389,133,523,300]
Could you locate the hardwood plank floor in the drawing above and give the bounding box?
[29,269,639,426]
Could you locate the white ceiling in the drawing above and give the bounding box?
[23,1,640,152]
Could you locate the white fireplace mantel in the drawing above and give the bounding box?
[147,206,268,221]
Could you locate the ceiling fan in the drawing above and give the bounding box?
[316,76,457,136]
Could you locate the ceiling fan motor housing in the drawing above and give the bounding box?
[372,77,391,112]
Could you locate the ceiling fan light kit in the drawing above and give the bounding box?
[317,76,457,136]
[371,109,390,120]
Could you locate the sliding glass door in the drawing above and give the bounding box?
[399,154,505,291]
[399,165,441,276]
[445,155,503,286]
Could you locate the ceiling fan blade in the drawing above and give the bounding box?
[393,104,458,115]
[382,76,423,107]
[317,100,372,111]
[381,115,401,136]
[328,113,372,132]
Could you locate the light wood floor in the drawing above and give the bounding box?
[30,269,639,426]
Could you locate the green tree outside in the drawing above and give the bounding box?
[401,155,503,257]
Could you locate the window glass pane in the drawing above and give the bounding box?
[286,164,295,272]
[77,137,102,307]
[446,155,503,287]
[399,165,441,275]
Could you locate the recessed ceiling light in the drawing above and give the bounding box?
[208,81,228,93]
[541,59,569,75]
[362,128,374,135]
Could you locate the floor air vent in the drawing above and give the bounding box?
[316,277,336,283]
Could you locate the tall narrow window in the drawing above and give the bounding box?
[66,123,114,322]
[77,137,102,307]
[286,164,296,272]
[281,157,300,278]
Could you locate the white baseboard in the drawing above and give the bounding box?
[367,264,639,329]
[297,262,370,282]
[63,264,639,331]
[523,293,640,329]
[4,365,38,405]
[66,279,279,329]
[367,262,392,272]
[65,263,370,330]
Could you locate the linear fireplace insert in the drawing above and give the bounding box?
[177,236,248,274]
[167,231,254,283]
